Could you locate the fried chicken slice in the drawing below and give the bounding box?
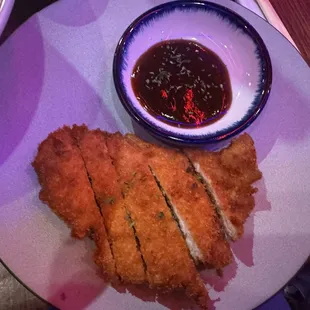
[71,125,146,284]
[185,133,262,240]
[125,134,232,269]
[106,133,209,309]
[32,126,116,281]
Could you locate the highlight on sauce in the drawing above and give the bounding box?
[131,39,232,128]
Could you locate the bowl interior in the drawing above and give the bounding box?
[116,2,271,141]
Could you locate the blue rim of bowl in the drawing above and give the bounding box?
[113,0,272,144]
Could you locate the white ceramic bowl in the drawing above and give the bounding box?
[0,0,14,37]
[114,0,272,144]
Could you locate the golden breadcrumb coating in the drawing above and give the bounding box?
[33,124,262,309]
[106,133,209,309]
[71,125,146,284]
[126,134,232,269]
[185,133,262,240]
[32,126,116,281]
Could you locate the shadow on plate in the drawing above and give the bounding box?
[48,238,106,310]
[247,62,310,164]
[231,177,271,267]
[1,37,118,208]
[40,0,109,27]
[0,16,44,166]
[114,284,200,310]
[201,177,271,293]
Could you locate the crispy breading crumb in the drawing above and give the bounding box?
[71,125,146,284]
[32,126,116,281]
[185,133,262,240]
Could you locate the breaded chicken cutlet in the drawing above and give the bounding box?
[32,126,116,281]
[71,125,146,284]
[106,133,209,309]
[33,124,262,309]
[185,133,262,240]
[125,134,232,269]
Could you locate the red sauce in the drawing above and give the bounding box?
[131,39,232,128]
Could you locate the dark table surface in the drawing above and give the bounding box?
[269,0,310,66]
[0,0,309,309]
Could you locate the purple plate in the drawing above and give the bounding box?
[0,0,309,310]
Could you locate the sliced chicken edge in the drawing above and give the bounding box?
[148,165,204,265]
[70,128,120,281]
[192,161,237,241]
[183,133,262,242]
[124,133,231,269]
[105,136,149,281]
[123,200,149,274]
[106,133,210,309]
